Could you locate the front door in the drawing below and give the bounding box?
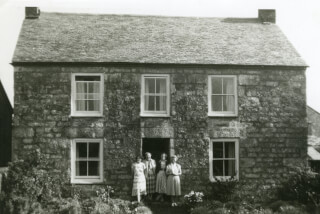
[142,138,170,164]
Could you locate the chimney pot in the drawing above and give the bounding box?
[258,9,276,23]
[25,7,40,19]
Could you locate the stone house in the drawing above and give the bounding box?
[11,7,308,196]
[307,106,320,172]
[0,80,13,167]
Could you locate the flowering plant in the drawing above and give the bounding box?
[184,191,204,209]
[96,186,114,203]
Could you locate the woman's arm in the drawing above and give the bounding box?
[131,164,135,177]
[177,164,182,176]
[166,165,171,175]
[173,164,182,176]
[152,160,156,174]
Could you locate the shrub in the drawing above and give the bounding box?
[211,207,231,214]
[190,206,213,214]
[0,149,73,213]
[135,206,152,214]
[207,178,238,203]
[184,191,204,209]
[276,205,308,214]
[96,185,114,203]
[277,166,320,207]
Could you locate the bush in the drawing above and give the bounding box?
[135,206,152,214]
[190,206,213,214]
[277,166,320,207]
[184,191,204,209]
[0,150,72,213]
[276,205,308,214]
[207,178,239,203]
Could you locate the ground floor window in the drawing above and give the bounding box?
[209,139,239,182]
[71,139,103,184]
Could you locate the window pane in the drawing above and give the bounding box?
[156,78,167,93]
[223,95,235,112]
[155,96,167,111]
[76,161,87,176]
[87,93,100,100]
[212,142,223,158]
[76,100,86,111]
[87,100,100,111]
[88,82,100,93]
[76,82,87,93]
[158,95,167,111]
[76,143,87,158]
[224,160,236,176]
[76,93,86,100]
[145,95,155,111]
[223,77,234,94]
[213,160,223,176]
[225,142,235,158]
[89,143,100,158]
[145,78,155,93]
[76,76,100,81]
[212,95,223,111]
[88,161,99,176]
[212,78,222,94]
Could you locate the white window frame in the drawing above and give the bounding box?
[208,75,238,117]
[71,139,103,184]
[71,73,104,117]
[209,139,239,182]
[140,74,170,117]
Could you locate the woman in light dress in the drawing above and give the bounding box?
[156,153,167,201]
[166,155,182,207]
[131,156,146,203]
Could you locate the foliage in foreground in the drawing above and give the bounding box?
[1,151,319,214]
[0,150,149,214]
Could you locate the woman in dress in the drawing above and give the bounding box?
[143,152,156,200]
[166,155,182,207]
[131,156,146,203]
[156,153,167,201]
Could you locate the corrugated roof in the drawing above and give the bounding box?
[12,12,307,66]
[308,146,320,160]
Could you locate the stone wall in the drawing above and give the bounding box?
[307,106,320,148]
[12,65,307,197]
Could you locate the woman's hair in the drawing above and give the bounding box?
[171,155,178,160]
[145,152,151,156]
[161,153,167,158]
[136,155,142,160]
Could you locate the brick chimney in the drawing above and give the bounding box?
[258,9,276,23]
[25,7,40,19]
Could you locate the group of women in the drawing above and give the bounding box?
[131,152,182,206]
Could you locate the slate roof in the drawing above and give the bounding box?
[12,12,307,66]
[308,146,320,160]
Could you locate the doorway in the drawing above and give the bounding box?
[142,138,170,164]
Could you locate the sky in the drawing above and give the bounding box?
[0,0,319,112]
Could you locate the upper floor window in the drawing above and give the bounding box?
[208,76,237,117]
[71,139,103,184]
[71,74,104,117]
[141,74,170,117]
[209,139,239,182]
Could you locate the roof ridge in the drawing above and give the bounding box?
[39,11,260,20]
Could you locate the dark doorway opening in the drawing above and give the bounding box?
[142,138,170,164]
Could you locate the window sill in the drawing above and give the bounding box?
[209,176,239,182]
[71,178,103,184]
[70,114,104,118]
[208,113,238,117]
[140,114,170,118]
